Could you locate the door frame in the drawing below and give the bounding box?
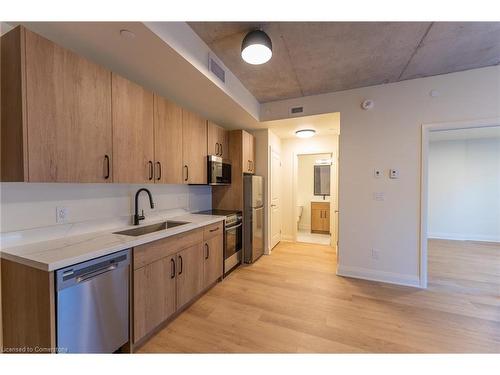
[419,117,500,288]
[292,148,339,247]
[268,146,281,253]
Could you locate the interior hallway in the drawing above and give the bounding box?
[296,229,331,245]
[139,240,500,353]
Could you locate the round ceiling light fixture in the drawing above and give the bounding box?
[241,30,272,65]
[295,129,316,138]
[119,29,136,40]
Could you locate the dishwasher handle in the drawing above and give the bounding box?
[76,264,117,283]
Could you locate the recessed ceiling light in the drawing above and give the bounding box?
[241,30,272,65]
[295,129,316,138]
[120,29,136,40]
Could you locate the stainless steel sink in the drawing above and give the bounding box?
[113,221,189,237]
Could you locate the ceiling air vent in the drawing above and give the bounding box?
[290,106,304,115]
[208,54,226,84]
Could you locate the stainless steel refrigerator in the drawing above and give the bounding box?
[243,175,264,263]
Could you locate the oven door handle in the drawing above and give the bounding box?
[225,222,242,230]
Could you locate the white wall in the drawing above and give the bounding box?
[281,135,338,241]
[429,137,500,242]
[262,66,500,287]
[297,153,331,230]
[0,183,212,244]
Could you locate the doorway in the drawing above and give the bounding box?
[420,118,500,288]
[295,153,335,245]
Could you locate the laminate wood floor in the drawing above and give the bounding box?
[139,240,500,353]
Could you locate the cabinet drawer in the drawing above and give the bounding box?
[133,228,203,269]
[203,221,223,240]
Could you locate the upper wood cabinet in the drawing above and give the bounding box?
[112,74,154,183]
[182,110,207,184]
[1,26,113,182]
[154,94,183,184]
[207,121,229,158]
[242,130,255,174]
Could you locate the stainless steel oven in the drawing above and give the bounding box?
[207,155,231,185]
[224,213,243,275]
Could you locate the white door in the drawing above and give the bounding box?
[270,149,281,249]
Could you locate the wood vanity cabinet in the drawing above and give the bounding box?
[242,130,255,174]
[182,110,208,184]
[153,94,184,184]
[112,74,154,183]
[207,121,229,158]
[132,222,223,345]
[1,26,113,183]
[311,202,330,234]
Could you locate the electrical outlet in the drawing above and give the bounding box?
[56,206,68,224]
[389,169,399,179]
[371,249,380,260]
[374,169,382,178]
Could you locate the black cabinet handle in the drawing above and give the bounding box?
[209,227,219,233]
[104,155,110,179]
[178,255,183,275]
[205,243,209,259]
[184,165,189,182]
[170,258,175,279]
[156,162,161,181]
[148,161,153,180]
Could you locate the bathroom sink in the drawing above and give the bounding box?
[113,221,190,237]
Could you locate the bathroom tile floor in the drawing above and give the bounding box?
[297,229,331,245]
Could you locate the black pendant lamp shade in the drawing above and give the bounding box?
[241,30,273,65]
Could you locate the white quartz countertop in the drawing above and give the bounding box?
[0,213,225,272]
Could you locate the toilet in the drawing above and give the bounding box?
[296,205,304,229]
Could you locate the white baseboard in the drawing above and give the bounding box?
[428,232,500,243]
[336,265,421,288]
[281,234,295,242]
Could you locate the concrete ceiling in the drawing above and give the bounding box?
[189,22,500,103]
[260,113,340,139]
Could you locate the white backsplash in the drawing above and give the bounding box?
[0,182,212,248]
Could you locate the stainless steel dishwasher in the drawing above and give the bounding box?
[56,249,130,353]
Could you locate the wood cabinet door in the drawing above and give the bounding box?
[112,73,154,183]
[24,29,112,182]
[182,110,207,184]
[242,130,251,173]
[203,234,223,288]
[218,126,229,159]
[248,132,255,171]
[208,121,228,158]
[322,208,331,233]
[133,256,176,343]
[311,208,323,232]
[154,94,183,184]
[176,243,204,309]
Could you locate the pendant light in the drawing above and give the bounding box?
[241,30,272,65]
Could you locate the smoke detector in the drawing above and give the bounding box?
[361,99,375,110]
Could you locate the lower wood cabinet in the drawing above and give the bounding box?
[132,222,223,345]
[133,256,176,343]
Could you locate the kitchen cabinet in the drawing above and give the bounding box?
[311,202,330,234]
[112,74,154,183]
[203,223,224,288]
[182,110,208,184]
[242,130,255,174]
[1,26,113,182]
[176,243,204,309]
[154,94,183,184]
[208,121,229,158]
[133,256,176,343]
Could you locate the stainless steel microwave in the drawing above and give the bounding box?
[207,155,231,185]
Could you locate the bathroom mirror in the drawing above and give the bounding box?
[314,165,330,196]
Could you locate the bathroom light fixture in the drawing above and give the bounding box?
[241,30,272,65]
[295,129,316,138]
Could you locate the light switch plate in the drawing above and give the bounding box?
[389,169,399,179]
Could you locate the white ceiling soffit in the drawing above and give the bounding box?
[259,112,340,139]
[13,22,259,130]
[430,126,500,142]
